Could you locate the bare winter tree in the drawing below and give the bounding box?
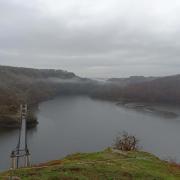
[113,131,139,151]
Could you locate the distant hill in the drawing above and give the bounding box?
[123,74,180,104]
[107,76,157,87]
[0,66,85,128]
[92,74,180,105]
[0,65,180,128]
[0,66,78,106]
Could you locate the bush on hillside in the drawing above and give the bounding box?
[113,131,139,151]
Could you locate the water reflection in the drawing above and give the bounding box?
[1,96,180,171]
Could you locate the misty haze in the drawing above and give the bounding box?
[0,0,180,179]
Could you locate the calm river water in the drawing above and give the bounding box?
[0,96,180,171]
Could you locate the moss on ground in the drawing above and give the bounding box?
[1,148,180,180]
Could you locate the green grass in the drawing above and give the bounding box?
[1,148,180,180]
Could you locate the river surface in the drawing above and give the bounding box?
[1,96,180,171]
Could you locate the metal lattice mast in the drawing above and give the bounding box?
[10,104,31,169]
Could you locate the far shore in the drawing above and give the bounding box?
[116,101,179,118]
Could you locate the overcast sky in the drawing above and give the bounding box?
[0,0,180,78]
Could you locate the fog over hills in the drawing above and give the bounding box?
[0,65,180,128]
[107,76,157,87]
[0,66,90,128]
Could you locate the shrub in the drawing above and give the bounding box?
[113,131,139,151]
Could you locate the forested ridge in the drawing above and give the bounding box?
[0,65,180,128]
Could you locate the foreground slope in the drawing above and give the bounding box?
[1,149,180,180]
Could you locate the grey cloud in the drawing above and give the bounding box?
[0,0,180,77]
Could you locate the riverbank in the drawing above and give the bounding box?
[1,148,180,179]
[0,106,38,129]
[116,100,179,119]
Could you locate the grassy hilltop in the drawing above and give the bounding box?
[1,149,180,180]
